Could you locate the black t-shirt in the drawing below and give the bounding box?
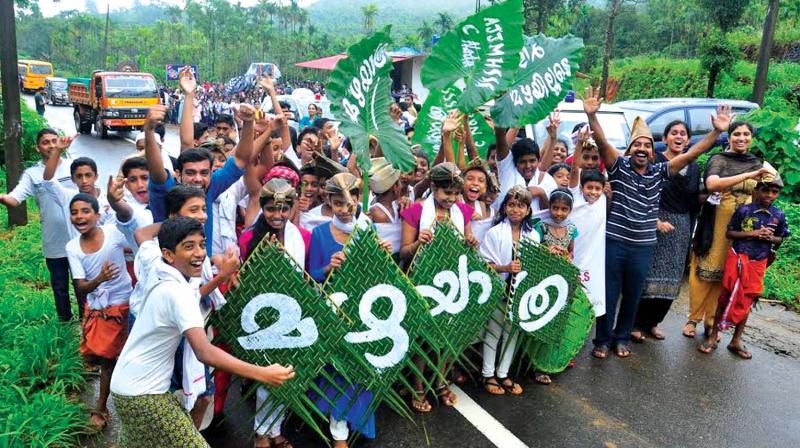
[657,151,700,214]
[35,92,45,108]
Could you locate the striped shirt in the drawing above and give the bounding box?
[607,157,670,245]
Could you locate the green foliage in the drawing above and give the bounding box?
[699,30,742,97]
[0,97,49,165]
[740,108,800,201]
[0,201,88,448]
[604,56,800,115]
[763,199,800,310]
[698,0,752,32]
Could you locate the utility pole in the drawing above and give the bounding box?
[101,4,110,70]
[0,0,28,226]
[752,0,779,106]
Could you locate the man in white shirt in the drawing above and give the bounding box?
[492,127,557,212]
[0,129,78,321]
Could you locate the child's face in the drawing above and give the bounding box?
[72,166,97,195]
[176,197,208,225]
[262,199,292,230]
[580,147,601,170]
[483,190,498,205]
[301,174,321,201]
[329,193,359,223]
[414,156,429,182]
[433,186,460,211]
[125,168,150,204]
[549,199,572,223]
[552,168,570,188]
[755,186,780,208]
[515,154,539,182]
[70,200,99,234]
[210,151,226,171]
[504,198,529,224]
[581,180,604,204]
[552,143,568,164]
[163,232,206,278]
[462,169,487,203]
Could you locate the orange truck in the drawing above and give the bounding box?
[69,71,159,138]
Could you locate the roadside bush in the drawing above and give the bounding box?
[763,200,800,311]
[740,108,800,202]
[0,96,49,166]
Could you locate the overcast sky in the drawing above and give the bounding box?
[35,0,317,17]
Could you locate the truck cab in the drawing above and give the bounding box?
[70,71,159,138]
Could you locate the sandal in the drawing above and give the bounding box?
[436,384,458,407]
[451,368,468,385]
[498,377,523,395]
[89,410,109,431]
[410,390,432,413]
[649,326,666,340]
[727,344,752,360]
[615,345,631,358]
[482,376,505,395]
[533,372,552,385]
[682,321,697,338]
[630,330,646,343]
[592,346,609,359]
[698,341,718,354]
[254,434,271,448]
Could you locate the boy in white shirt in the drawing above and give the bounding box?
[110,217,294,447]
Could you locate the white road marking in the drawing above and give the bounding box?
[450,385,529,448]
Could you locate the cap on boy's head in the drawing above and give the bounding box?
[757,162,784,189]
[313,153,347,180]
[625,117,654,154]
[260,178,297,206]
[369,157,401,194]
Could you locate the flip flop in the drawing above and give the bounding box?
[615,345,631,358]
[727,344,752,360]
[630,330,646,343]
[682,321,697,338]
[698,341,718,354]
[649,326,666,340]
[592,346,609,359]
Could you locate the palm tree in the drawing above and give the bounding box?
[434,12,454,35]
[417,20,435,48]
[361,3,378,34]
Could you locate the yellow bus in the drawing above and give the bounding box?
[18,59,54,92]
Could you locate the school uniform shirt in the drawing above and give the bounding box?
[211,178,248,257]
[493,152,557,213]
[568,186,607,317]
[123,186,154,228]
[480,218,540,281]
[66,220,137,310]
[7,158,75,258]
[148,156,245,254]
[42,180,114,242]
[300,204,333,231]
[110,261,206,397]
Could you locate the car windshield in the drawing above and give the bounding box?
[51,81,67,91]
[104,75,157,98]
[533,111,631,152]
[29,64,52,75]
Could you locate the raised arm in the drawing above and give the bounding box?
[259,76,292,151]
[464,116,480,163]
[538,111,560,172]
[232,104,256,169]
[583,86,618,168]
[179,67,197,151]
[668,105,726,176]
[42,135,75,181]
[569,127,592,189]
[106,175,133,223]
[143,106,169,184]
[439,111,461,164]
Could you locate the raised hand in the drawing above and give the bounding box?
[576,124,593,143]
[442,111,462,133]
[106,175,125,204]
[546,110,561,138]
[179,66,197,94]
[144,105,168,131]
[711,105,734,132]
[237,103,256,123]
[582,86,602,115]
[55,134,78,152]
[258,76,275,93]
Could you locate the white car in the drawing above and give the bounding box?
[523,99,631,154]
[261,88,334,129]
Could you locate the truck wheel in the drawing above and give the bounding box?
[95,115,108,139]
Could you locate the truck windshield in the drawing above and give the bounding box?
[30,64,52,75]
[104,76,157,98]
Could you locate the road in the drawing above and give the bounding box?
[32,96,800,448]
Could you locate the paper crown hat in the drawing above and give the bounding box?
[368,157,401,195]
[625,116,654,154]
[759,161,784,188]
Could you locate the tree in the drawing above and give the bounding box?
[599,0,623,98]
[752,0,779,105]
[417,20,435,48]
[523,0,563,35]
[434,12,454,35]
[697,0,751,97]
[361,3,378,34]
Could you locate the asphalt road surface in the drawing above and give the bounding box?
[32,96,800,448]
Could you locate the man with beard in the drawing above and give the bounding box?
[583,86,732,359]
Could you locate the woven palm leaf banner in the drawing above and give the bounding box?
[322,225,445,425]
[517,287,595,374]
[211,240,345,440]
[508,238,580,345]
[408,220,504,357]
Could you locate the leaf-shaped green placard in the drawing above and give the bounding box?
[327,26,415,175]
[212,240,344,441]
[408,220,504,357]
[420,0,524,113]
[518,287,595,373]
[508,238,580,345]
[491,34,584,128]
[412,85,496,160]
[321,225,446,434]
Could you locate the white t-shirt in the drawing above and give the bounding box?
[7,159,75,258]
[568,185,607,317]
[211,178,248,257]
[110,262,205,396]
[493,153,557,213]
[42,180,115,243]
[66,221,136,310]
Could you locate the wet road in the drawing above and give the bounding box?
[33,97,800,448]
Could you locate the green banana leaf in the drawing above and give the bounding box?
[327,26,415,176]
[420,0,524,113]
[412,85,495,160]
[491,34,584,128]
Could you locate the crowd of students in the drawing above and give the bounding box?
[0,66,790,447]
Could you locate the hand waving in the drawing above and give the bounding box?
[106,175,125,204]
[711,105,734,133]
[546,110,561,138]
[179,66,197,94]
[258,76,275,93]
[442,111,462,133]
[237,103,256,123]
[582,86,602,115]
